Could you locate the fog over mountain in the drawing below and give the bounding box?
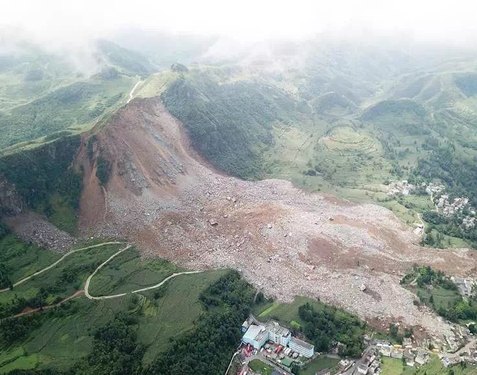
[2,2,477,375]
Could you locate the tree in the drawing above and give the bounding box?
[291,362,301,375]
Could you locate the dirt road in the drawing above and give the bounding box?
[0,241,124,293]
[0,291,84,321]
[127,80,142,103]
[84,244,201,300]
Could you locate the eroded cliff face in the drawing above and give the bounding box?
[0,176,24,216]
[0,136,81,251]
[76,97,477,345]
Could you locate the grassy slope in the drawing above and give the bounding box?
[0,234,60,283]
[382,356,477,375]
[0,39,154,154]
[160,59,477,247]
[161,68,301,179]
[0,237,227,372]
[87,246,181,296]
[301,356,340,375]
[0,75,135,151]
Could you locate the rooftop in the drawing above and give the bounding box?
[290,337,314,350]
[266,321,290,337]
[243,324,266,342]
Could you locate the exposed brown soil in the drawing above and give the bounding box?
[77,97,476,344]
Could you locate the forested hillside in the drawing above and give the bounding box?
[160,48,477,247]
[162,71,301,178]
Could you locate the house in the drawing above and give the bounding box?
[288,337,314,358]
[357,363,369,375]
[379,344,392,357]
[242,320,250,333]
[390,348,403,359]
[402,338,413,348]
[403,350,415,367]
[415,350,429,366]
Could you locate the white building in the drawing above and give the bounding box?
[288,337,315,358]
[241,320,314,358]
[242,325,269,349]
[266,321,291,346]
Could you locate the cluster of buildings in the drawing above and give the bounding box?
[355,349,379,375]
[387,180,417,196]
[375,339,429,368]
[451,276,476,298]
[241,319,315,358]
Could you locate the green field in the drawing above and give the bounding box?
[254,296,330,327]
[248,359,275,375]
[87,246,181,296]
[0,234,60,284]
[0,270,227,372]
[381,357,405,375]
[301,355,340,375]
[381,356,477,375]
[0,242,124,309]
[417,286,462,310]
[0,233,230,372]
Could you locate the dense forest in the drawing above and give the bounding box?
[298,302,366,357]
[162,74,299,179]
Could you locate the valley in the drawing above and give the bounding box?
[1,35,477,375]
[75,96,474,345]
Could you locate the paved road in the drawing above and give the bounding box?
[0,241,125,293]
[84,245,202,300]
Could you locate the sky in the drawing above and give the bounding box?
[1,0,477,44]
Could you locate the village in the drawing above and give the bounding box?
[388,180,477,230]
[226,315,477,375]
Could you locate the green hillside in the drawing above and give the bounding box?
[0,227,254,374]
[0,40,153,153]
[161,69,301,178]
[160,53,477,247]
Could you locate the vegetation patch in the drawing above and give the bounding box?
[301,355,340,375]
[254,296,367,358]
[248,359,274,375]
[162,72,299,179]
[0,136,82,233]
[401,266,477,323]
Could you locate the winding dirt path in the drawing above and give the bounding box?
[1,291,85,321]
[84,244,202,300]
[0,241,124,293]
[127,80,143,103]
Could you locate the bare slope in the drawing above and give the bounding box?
[78,97,476,343]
